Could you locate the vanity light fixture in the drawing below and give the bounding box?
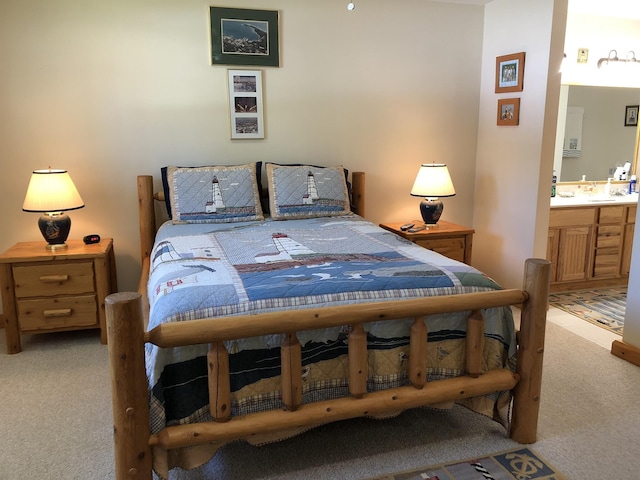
[597,50,640,69]
[410,163,456,226]
[22,168,85,250]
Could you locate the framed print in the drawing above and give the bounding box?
[497,98,520,126]
[210,7,279,67]
[495,52,525,93]
[228,69,264,139]
[625,105,639,127]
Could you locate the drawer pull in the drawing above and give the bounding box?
[43,308,72,318]
[39,274,69,283]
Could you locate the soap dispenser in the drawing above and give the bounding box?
[605,178,612,197]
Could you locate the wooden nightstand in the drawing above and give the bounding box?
[0,239,117,354]
[379,220,474,264]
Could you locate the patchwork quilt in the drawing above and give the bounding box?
[146,215,517,472]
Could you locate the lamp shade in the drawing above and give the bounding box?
[410,164,456,198]
[23,169,85,213]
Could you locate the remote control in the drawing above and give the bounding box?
[400,223,415,231]
[408,226,426,233]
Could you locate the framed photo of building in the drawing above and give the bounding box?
[495,52,525,93]
[625,105,639,127]
[228,69,264,139]
[497,98,520,126]
[210,7,280,67]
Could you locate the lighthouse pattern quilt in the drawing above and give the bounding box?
[146,215,517,438]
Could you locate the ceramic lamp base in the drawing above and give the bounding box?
[419,199,444,225]
[38,213,71,249]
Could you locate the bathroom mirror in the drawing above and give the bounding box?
[556,85,640,182]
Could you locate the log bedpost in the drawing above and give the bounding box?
[510,258,551,444]
[106,292,153,480]
[137,175,156,265]
[351,172,365,218]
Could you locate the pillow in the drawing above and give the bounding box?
[162,163,262,219]
[167,163,263,224]
[266,164,351,220]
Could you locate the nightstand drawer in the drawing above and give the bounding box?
[415,237,465,262]
[17,295,98,332]
[13,261,95,298]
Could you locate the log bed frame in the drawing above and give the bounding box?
[106,172,551,479]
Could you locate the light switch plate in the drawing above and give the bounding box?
[577,48,588,63]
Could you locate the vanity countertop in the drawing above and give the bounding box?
[550,192,639,208]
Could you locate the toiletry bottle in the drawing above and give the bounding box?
[605,178,612,197]
[630,175,637,194]
[551,170,557,198]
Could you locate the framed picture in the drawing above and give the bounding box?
[625,105,639,127]
[210,7,279,67]
[497,98,520,126]
[495,52,525,93]
[228,69,264,139]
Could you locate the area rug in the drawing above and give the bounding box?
[549,286,627,335]
[368,447,566,480]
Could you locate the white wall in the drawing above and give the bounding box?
[472,0,566,289]
[0,0,485,292]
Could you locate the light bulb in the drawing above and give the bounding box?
[347,2,355,10]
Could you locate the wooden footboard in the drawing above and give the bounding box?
[106,257,550,480]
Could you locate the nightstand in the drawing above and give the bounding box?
[0,239,117,354]
[379,220,474,264]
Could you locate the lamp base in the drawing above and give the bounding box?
[419,199,444,225]
[38,213,71,249]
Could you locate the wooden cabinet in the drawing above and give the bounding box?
[0,239,117,354]
[379,220,474,264]
[548,204,635,291]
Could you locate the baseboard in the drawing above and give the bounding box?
[611,339,640,367]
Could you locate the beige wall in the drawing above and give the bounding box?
[472,0,565,288]
[0,0,485,292]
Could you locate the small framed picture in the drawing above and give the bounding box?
[228,69,264,139]
[210,7,279,67]
[625,105,639,127]
[497,98,520,126]
[495,52,525,93]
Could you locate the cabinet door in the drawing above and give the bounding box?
[622,223,635,276]
[547,228,559,282]
[557,226,592,282]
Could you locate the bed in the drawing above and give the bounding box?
[106,163,551,480]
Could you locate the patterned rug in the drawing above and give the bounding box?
[368,447,566,480]
[549,286,627,335]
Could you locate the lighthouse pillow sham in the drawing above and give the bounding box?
[167,163,264,224]
[266,163,351,220]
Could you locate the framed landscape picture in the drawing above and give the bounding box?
[495,52,525,93]
[228,69,264,139]
[210,7,280,67]
[497,98,520,126]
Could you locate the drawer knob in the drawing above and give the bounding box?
[40,274,69,283]
[43,308,72,318]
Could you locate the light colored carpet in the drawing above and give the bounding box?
[1,316,640,479]
[549,286,627,335]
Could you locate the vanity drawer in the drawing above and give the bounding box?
[13,261,95,299]
[598,206,624,224]
[596,226,621,248]
[593,249,621,277]
[549,207,595,227]
[17,295,98,332]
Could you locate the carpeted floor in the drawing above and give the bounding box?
[548,286,627,335]
[367,447,566,480]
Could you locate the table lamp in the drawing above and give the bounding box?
[22,169,85,250]
[410,163,456,226]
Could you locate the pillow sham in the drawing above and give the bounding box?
[167,163,263,224]
[162,163,262,219]
[266,164,351,220]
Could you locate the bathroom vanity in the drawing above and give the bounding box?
[548,192,638,292]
